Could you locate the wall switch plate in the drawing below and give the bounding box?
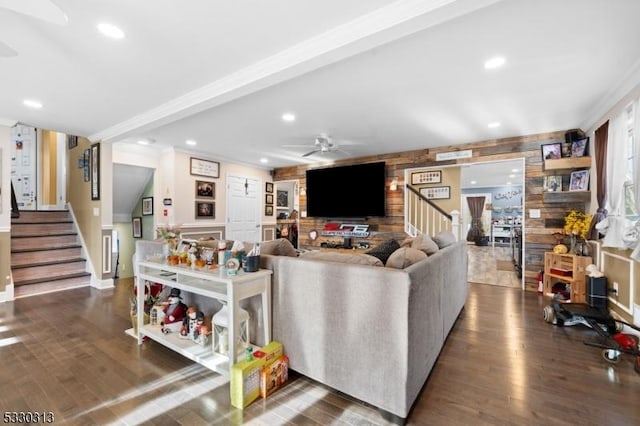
[93,207,99,216]
[529,209,541,218]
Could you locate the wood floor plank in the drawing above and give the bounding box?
[1,280,639,425]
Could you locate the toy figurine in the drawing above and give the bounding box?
[194,311,210,346]
[180,307,198,339]
[161,288,188,334]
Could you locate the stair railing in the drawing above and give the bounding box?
[405,184,460,239]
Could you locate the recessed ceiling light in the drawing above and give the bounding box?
[487,122,501,128]
[470,180,477,185]
[260,158,269,164]
[137,139,155,145]
[509,174,515,178]
[185,139,197,146]
[506,181,512,185]
[484,56,506,69]
[282,113,296,122]
[23,99,43,109]
[98,23,125,39]
[511,168,519,173]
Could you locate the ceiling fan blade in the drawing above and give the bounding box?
[0,0,68,25]
[0,40,18,57]
[282,144,317,148]
[302,149,320,157]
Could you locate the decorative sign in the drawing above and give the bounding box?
[419,186,450,200]
[435,150,472,161]
[190,157,220,178]
[411,170,441,185]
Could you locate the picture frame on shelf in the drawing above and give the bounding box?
[195,201,215,218]
[419,186,450,200]
[90,143,100,200]
[190,157,220,178]
[132,217,142,238]
[569,170,589,191]
[265,182,274,193]
[411,170,441,185]
[142,197,154,216]
[195,180,215,199]
[277,190,288,207]
[265,194,273,205]
[571,137,589,157]
[265,205,273,216]
[541,142,562,161]
[543,175,562,192]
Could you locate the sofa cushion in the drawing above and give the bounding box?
[412,233,439,256]
[260,238,298,257]
[399,237,414,248]
[366,239,400,264]
[385,247,428,269]
[432,231,457,249]
[300,251,383,266]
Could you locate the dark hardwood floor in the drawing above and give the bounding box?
[0,279,638,425]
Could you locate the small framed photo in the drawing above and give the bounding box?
[83,149,90,182]
[277,190,289,207]
[411,170,442,185]
[571,137,589,157]
[265,182,274,193]
[195,201,215,218]
[569,170,589,191]
[142,197,153,216]
[195,180,215,199]
[419,186,450,200]
[543,175,562,192]
[132,217,142,238]
[67,135,78,150]
[541,142,562,161]
[265,205,273,216]
[265,194,274,205]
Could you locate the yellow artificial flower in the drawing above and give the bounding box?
[563,210,592,239]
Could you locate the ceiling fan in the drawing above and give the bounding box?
[0,0,68,57]
[284,133,358,158]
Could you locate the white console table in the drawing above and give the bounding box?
[133,260,272,376]
[491,224,514,247]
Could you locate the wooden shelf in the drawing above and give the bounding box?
[543,252,592,303]
[543,191,590,203]
[543,156,591,171]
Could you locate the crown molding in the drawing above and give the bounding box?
[0,118,17,127]
[90,0,502,143]
[581,57,640,133]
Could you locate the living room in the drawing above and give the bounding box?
[1,1,640,424]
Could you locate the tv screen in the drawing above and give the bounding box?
[306,162,386,218]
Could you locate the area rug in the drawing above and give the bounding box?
[496,260,514,271]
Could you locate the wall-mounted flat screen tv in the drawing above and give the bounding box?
[305,161,386,218]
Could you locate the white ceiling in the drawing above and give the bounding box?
[2,0,640,170]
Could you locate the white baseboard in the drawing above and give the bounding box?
[0,284,14,302]
[91,277,114,290]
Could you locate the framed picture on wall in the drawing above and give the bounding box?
[265,182,274,193]
[195,201,215,218]
[411,170,442,185]
[419,186,450,200]
[90,143,100,200]
[190,157,219,178]
[277,190,288,207]
[83,149,90,182]
[132,217,142,238]
[265,193,273,205]
[142,197,153,215]
[265,205,273,216]
[195,180,215,199]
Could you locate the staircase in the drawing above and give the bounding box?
[11,211,91,297]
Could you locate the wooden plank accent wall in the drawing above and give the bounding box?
[273,130,590,292]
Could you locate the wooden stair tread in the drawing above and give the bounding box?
[13,272,91,287]
[12,257,86,269]
[13,276,91,298]
[11,247,83,267]
[12,243,83,253]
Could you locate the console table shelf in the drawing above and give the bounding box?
[132,260,272,376]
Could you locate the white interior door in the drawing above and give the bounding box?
[226,175,260,242]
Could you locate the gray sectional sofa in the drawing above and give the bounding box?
[259,238,468,422]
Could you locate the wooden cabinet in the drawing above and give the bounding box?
[543,252,592,303]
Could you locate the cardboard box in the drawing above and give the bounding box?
[253,341,283,365]
[230,356,265,409]
[260,355,289,398]
[230,341,283,409]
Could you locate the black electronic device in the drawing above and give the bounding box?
[587,276,608,309]
[306,162,386,218]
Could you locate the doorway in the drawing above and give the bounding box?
[274,180,300,248]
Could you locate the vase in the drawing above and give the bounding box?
[569,234,578,254]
